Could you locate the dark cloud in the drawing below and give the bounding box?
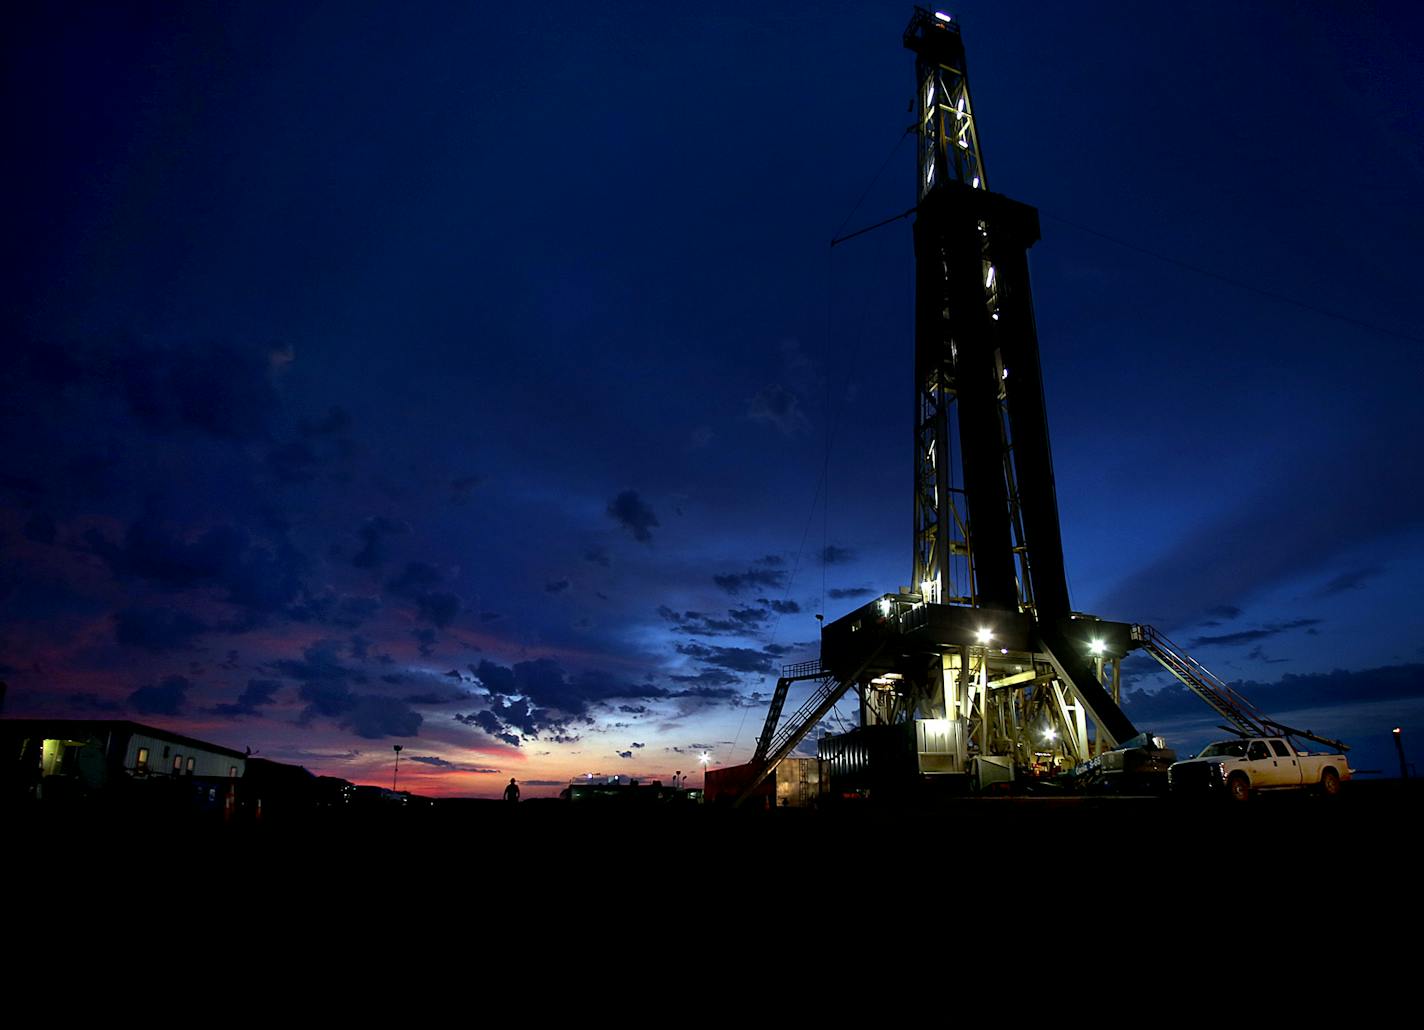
[416,592,460,627]
[759,597,801,614]
[352,516,408,569]
[667,668,740,688]
[129,675,192,716]
[86,515,304,616]
[1123,663,1424,725]
[713,568,786,595]
[412,626,439,656]
[1198,605,1245,627]
[66,692,123,713]
[618,705,648,715]
[406,755,500,773]
[473,658,659,716]
[828,586,876,600]
[746,384,807,435]
[297,678,355,719]
[1318,566,1384,597]
[211,678,282,717]
[407,754,452,767]
[268,408,355,483]
[288,591,381,629]
[630,742,645,748]
[1188,618,1321,648]
[456,658,689,745]
[607,490,659,543]
[1244,646,1288,664]
[344,695,423,738]
[583,546,611,567]
[729,605,768,626]
[121,340,282,440]
[275,641,364,687]
[113,607,209,652]
[820,545,855,565]
[673,685,741,701]
[8,337,282,442]
[405,689,469,705]
[386,562,443,596]
[545,579,571,594]
[657,605,769,636]
[287,648,421,737]
[385,562,461,627]
[676,641,777,676]
[617,750,633,759]
[455,709,521,748]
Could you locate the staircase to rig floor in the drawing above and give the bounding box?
[1133,624,1348,752]
[735,644,887,807]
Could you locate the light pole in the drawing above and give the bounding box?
[699,751,711,797]
[1394,727,1408,780]
[392,744,403,792]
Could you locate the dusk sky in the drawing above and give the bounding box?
[5,1,1422,795]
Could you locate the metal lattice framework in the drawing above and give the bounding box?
[907,9,1043,614]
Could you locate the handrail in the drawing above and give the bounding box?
[1133,624,1349,753]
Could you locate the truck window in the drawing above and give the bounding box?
[1269,740,1291,758]
[1199,741,1248,758]
[1247,741,1270,761]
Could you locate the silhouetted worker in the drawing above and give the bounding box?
[504,777,520,803]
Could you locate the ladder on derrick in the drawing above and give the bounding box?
[1133,624,1349,752]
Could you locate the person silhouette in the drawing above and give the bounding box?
[504,777,520,803]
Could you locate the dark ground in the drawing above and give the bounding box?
[6,781,1415,999]
[13,779,1417,893]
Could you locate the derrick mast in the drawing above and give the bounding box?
[726,10,1157,805]
[906,8,1070,621]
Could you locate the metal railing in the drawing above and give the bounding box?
[1133,624,1349,752]
[780,658,825,679]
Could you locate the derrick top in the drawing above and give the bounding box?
[905,7,987,198]
[903,8,963,58]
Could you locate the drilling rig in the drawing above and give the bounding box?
[707,9,1159,806]
[713,9,1351,807]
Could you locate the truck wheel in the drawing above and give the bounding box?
[1227,774,1250,802]
[1319,767,1341,797]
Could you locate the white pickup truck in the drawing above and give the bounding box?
[1168,736,1350,800]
